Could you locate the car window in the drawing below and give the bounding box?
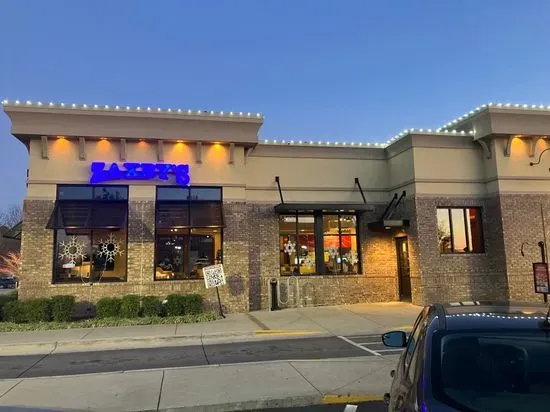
[433,330,550,412]
[404,307,429,369]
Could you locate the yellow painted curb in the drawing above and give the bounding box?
[388,325,413,330]
[255,330,321,335]
[323,394,384,404]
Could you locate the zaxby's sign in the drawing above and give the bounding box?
[90,162,190,186]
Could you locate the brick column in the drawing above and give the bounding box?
[19,199,56,299]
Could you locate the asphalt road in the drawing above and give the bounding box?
[0,334,401,379]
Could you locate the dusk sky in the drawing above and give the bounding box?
[2,1,550,211]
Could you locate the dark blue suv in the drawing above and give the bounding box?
[382,302,550,411]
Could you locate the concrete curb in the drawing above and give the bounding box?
[0,330,335,356]
[156,395,384,411]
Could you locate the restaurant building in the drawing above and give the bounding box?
[4,100,550,312]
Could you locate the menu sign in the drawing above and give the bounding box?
[533,262,549,294]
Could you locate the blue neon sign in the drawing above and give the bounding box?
[90,162,190,186]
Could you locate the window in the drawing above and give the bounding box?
[279,215,316,275]
[279,213,360,275]
[437,207,484,254]
[433,330,550,412]
[323,214,359,274]
[50,185,128,283]
[155,187,223,280]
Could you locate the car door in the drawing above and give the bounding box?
[389,306,431,411]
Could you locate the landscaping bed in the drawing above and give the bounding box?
[0,291,219,332]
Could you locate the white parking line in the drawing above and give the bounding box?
[338,335,382,356]
[344,405,358,412]
[357,341,380,345]
[377,348,403,353]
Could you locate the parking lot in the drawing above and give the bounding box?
[337,334,404,356]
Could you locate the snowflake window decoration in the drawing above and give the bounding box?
[58,236,87,264]
[173,256,182,266]
[344,251,359,264]
[97,233,124,263]
[327,247,339,258]
[283,240,296,255]
[301,254,315,268]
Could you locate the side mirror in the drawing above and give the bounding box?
[382,331,407,348]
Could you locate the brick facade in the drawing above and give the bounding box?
[21,191,546,311]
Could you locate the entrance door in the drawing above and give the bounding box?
[395,237,412,301]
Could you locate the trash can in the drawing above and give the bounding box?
[270,278,279,311]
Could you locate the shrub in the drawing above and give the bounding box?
[141,296,162,317]
[50,295,76,322]
[24,298,52,322]
[0,292,18,321]
[164,294,185,316]
[182,294,204,315]
[3,300,26,323]
[120,295,140,318]
[96,297,121,318]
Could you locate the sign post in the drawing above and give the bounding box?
[203,264,226,318]
[533,262,550,296]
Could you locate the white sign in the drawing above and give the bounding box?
[203,264,226,289]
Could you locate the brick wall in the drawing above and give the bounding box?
[19,199,55,299]
[498,194,550,303]
[19,199,250,313]
[255,205,399,310]
[410,196,508,305]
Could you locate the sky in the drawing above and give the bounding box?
[1,0,550,211]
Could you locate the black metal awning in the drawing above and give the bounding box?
[46,201,128,230]
[274,203,375,213]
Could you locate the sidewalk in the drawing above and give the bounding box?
[0,356,396,411]
[0,302,420,355]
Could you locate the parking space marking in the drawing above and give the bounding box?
[337,336,381,356]
[376,348,403,353]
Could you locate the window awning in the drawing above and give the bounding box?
[46,201,128,229]
[274,203,375,213]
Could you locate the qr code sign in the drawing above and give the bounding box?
[203,264,226,289]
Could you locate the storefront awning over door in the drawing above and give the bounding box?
[46,201,128,229]
[273,177,373,214]
[274,203,374,213]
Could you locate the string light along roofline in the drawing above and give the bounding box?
[438,102,550,131]
[6,99,546,148]
[1,99,263,121]
[260,128,475,149]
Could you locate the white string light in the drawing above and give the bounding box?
[1,99,265,120]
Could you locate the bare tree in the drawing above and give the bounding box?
[0,205,22,228]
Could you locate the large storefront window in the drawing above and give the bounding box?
[279,213,359,275]
[279,215,316,275]
[155,187,223,280]
[437,207,484,254]
[323,215,359,274]
[48,185,128,283]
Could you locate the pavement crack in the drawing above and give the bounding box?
[80,329,94,340]
[288,362,323,396]
[296,310,331,335]
[16,342,58,378]
[156,370,165,411]
[247,313,269,330]
[0,379,22,399]
[200,335,211,365]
